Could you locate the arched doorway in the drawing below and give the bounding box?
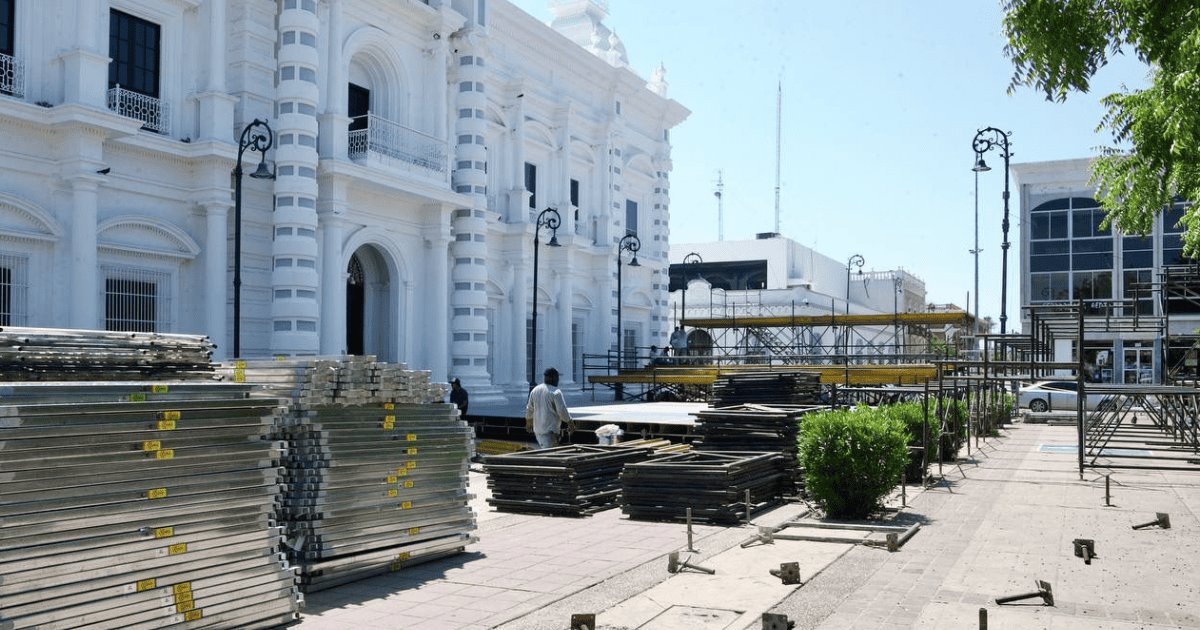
[345,246,395,361]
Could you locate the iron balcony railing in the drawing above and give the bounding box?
[0,51,25,98]
[107,85,170,134]
[348,114,447,174]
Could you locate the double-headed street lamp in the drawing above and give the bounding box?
[680,252,702,326]
[972,126,1012,334]
[232,118,274,358]
[615,233,641,399]
[845,254,864,315]
[529,208,562,388]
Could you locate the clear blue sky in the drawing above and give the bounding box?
[509,0,1150,326]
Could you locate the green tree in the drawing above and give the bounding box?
[1003,1,1200,254]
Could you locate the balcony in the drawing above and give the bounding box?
[0,51,24,98]
[348,114,447,177]
[107,85,170,134]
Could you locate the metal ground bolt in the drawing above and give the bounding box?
[995,580,1054,606]
[1132,512,1171,530]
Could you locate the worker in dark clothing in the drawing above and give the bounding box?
[449,378,469,416]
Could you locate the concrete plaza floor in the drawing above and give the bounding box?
[295,422,1200,629]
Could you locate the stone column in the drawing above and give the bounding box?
[196,0,236,141]
[202,201,230,358]
[68,177,100,329]
[427,233,450,381]
[511,258,528,388]
[319,212,346,355]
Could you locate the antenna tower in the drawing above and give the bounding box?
[714,170,724,241]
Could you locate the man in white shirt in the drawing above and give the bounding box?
[525,367,575,449]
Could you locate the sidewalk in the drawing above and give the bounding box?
[295,423,1200,629]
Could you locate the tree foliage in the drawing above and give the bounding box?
[1003,1,1200,256]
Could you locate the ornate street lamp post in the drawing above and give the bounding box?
[845,254,864,315]
[615,233,641,400]
[232,118,274,358]
[972,127,1012,334]
[529,208,562,388]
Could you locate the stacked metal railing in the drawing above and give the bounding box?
[620,451,788,524]
[482,445,656,517]
[221,357,476,591]
[0,327,302,629]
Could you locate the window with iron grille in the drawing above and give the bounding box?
[108,10,160,97]
[0,252,27,326]
[104,268,171,332]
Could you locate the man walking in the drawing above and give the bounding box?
[525,367,575,449]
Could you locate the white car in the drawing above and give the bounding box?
[1018,380,1116,413]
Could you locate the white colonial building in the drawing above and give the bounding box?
[0,0,688,399]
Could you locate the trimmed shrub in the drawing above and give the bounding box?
[798,407,909,519]
[880,401,927,482]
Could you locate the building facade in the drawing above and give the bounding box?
[1014,158,1199,383]
[667,234,940,360]
[0,0,688,399]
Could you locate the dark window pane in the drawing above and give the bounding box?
[1032,198,1071,211]
[1030,240,1069,255]
[1030,254,1070,272]
[108,10,160,96]
[0,266,10,326]
[625,200,638,236]
[0,0,13,55]
[348,83,369,131]
[1164,205,1187,232]
[1030,213,1050,240]
[1072,238,1112,254]
[1123,250,1153,269]
[1050,213,1068,239]
[570,179,580,207]
[1072,252,1113,270]
[524,163,536,209]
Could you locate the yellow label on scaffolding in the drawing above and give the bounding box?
[386,475,397,484]
[405,447,418,455]
[384,402,395,410]
[406,433,417,442]
[234,359,247,368]
[382,419,394,430]
[141,440,161,452]
[401,501,412,509]
[155,449,175,460]
[177,600,196,614]
[389,560,402,572]
[128,393,146,402]
[153,527,174,539]
[173,582,192,595]
[397,552,411,561]
[407,527,420,536]
[233,368,246,383]
[405,461,416,469]
[403,480,414,489]
[135,578,157,592]
[183,609,202,621]
[156,420,177,431]
[150,385,169,394]
[146,487,168,500]
[386,489,398,498]
[174,590,194,604]
[159,410,182,421]
[274,355,286,361]
[167,543,187,555]
[384,415,396,423]
[395,468,408,477]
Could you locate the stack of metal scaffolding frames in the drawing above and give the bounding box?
[620,451,787,524]
[710,371,822,406]
[0,326,216,380]
[225,356,475,591]
[692,404,817,493]
[0,358,302,628]
[483,445,656,516]
[282,402,476,591]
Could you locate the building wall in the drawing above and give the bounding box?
[1013,158,1199,383]
[0,0,688,399]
